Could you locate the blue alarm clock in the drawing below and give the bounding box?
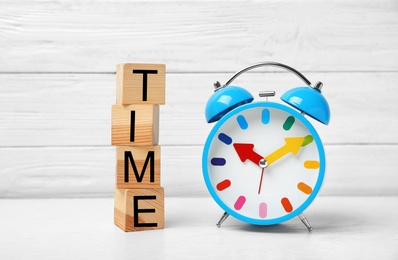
[202,62,330,231]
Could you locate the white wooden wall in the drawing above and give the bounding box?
[1,0,397,198]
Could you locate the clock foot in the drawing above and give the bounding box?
[298,213,313,232]
[216,212,230,228]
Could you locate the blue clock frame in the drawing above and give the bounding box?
[202,101,326,225]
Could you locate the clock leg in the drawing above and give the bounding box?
[298,213,313,232]
[216,211,230,228]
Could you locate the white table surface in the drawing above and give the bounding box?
[0,196,397,260]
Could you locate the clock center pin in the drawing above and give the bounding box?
[259,158,268,168]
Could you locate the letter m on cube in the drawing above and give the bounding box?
[116,146,160,189]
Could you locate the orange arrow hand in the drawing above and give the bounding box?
[264,137,305,166]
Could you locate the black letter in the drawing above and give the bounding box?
[130,110,135,142]
[132,70,158,101]
[124,151,155,183]
[133,196,158,227]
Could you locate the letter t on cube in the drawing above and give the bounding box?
[116,63,165,105]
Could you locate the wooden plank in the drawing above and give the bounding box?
[0,72,397,146]
[0,0,397,72]
[0,74,114,146]
[0,146,115,198]
[0,145,396,198]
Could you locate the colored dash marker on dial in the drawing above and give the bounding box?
[281,197,293,212]
[297,182,312,195]
[216,179,231,191]
[234,196,246,210]
[236,115,248,130]
[283,116,295,131]
[211,157,226,166]
[304,160,320,169]
[302,135,314,146]
[261,109,270,124]
[259,202,268,218]
[218,133,232,145]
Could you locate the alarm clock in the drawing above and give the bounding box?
[202,62,330,231]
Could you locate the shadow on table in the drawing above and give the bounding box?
[223,208,362,234]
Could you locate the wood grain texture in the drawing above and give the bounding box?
[112,104,159,146]
[116,145,161,189]
[116,63,165,105]
[1,0,397,198]
[0,145,397,198]
[114,187,165,231]
[0,72,397,146]
[0,0,397,72]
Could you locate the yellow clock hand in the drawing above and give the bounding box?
[264,137,305,166]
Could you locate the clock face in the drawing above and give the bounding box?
[202,102,325,225]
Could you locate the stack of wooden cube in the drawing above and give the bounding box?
[111,63,165,232]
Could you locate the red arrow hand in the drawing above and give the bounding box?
[233,143,263,165]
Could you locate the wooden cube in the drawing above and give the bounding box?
[114,187,164,232]
[116,63,165,105]
[116,146,160,189]
[112,104,159,146]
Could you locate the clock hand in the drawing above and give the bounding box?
[258,168,265,194]
[233,143,263,165]
[264,137,305,166]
